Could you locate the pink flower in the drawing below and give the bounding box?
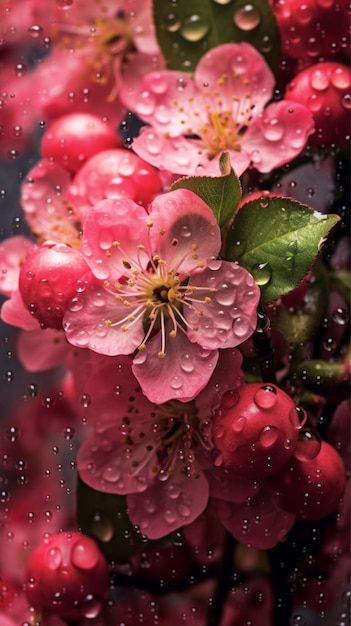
[76,348,246,539]
[122,42,315,177]
[63,189,260,403]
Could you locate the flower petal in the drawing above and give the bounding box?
[132,325,219,404]
[243,101,315,173]
[132,129,208,176]
[77,425,158,496]
[63,276,145,355]
[195,43,274,115]
[127,457,209,539]
[213,482,296,549]
[148,189,221,273]
[186,260,260,349]
[81,197,149,281]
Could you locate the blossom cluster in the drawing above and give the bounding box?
[0,0,349,624]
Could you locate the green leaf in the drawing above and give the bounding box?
[152,0,280,73]
[171,153,242,229]
[76,477,143,563]
[224,196,340,304]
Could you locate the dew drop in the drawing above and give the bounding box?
[259,425,279,448]
[27,24,43,38]
[332,307,349,325]
[342,94,351,109]
[220,389,240,409]
[82,595,103,619]
[71,541,99,570]
[180,353,194,373]
[295,428,322,461]
[233,4,261,31]
[80,393,91,407]
[164,12,181,32]
[262,118,285,141]
[102,465,121,483]
[310,69,330,91]
[47,546,62,570]
[254,386,278,409]
[56,0,73,9]
[232,415,246,433]
[251,262,272,286]
[180,15,210,42]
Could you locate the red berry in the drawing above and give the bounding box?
[67,149,162,210]
[269,0,350,67]
[19,242,89,329]
[274,436,347,520]
[285,62,351,147]
[24,532,110,622]
[212,383,299,479]
[41,113,120,172]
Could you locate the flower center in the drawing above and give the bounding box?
[103,239,215,358]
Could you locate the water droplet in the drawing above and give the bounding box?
[6,425,19,442]
[170,375,183,390]
[295,428,321,461]
[310,69,330,91]
[47,546,62,570]
[233,4,261,30]
[82,595,103,619]
[259,425,279,447]
[212,0,233,4]
[164,509,177,524]
[27,383,39,398]
[180,15,210,42]
[56,0,73,9]
[27,24,43,38]
[180,353,194,373]
[71,541,99,570]
[63,427,75,440]
[332,307,349,325]
[102,465,121,483]
[221,389,240,409]
[251,262,272,286]
[342,94,351,109]
[80,393,91,407]
[167,483,181,499]
[254,386,278,409]
[232,415,246,433]
[293,406,307,428]
[262,118,285,141]
[164,12,181,32]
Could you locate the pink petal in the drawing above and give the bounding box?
[69,352,155,428]
[123,69,197,134]
[148,189,221,273]
[17,329,71,372]
[243,101,315,173]
[80,197,149,281]
[127,458,209,539]
[186,260,260,349]
[0,236,33,296]
[195,43,274,115]
[132,130,208,176]
[77,425,158,496]
[132,325,219,404]
[120,52,165,111]
[63,277,144,355]
[195,348,244,417]
[1,291,40,331]
[213,482,296,550]
[21,159,79,245]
